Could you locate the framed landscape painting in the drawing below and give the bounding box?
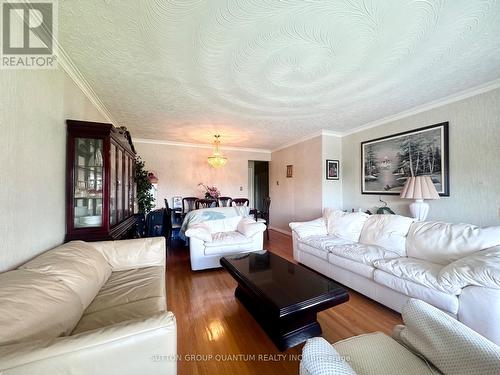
[361,122,449,196]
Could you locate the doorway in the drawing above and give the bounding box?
[248,161,269,210]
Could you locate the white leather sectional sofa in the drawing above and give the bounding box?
[290,209,500,345]
[0,238,177,374]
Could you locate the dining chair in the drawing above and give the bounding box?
[260,197,271,240]
[218,196,232,207]
[182,197,198,220]
[195,198,218,209]
[232,198,249,207]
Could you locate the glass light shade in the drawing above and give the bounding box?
[207,135,227,168]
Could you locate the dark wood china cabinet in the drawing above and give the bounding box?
[65,120,136,241]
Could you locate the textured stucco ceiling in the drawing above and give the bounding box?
[59,0,500,149]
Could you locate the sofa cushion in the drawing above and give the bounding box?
[185,223,213,242]
[300,235,355,251]
[72,297,166,334]
[20,241,112,309]
[406,221,500,265]
[237,218,266,238]
[323,209,369,242]
[359,214,414,256]
[373,257,454,294]
[394,299,500,375]
[0,270,83,345]
[84,266,165,315]
[328,243,400,266]
[333,332,434,375]
[301,337,357,375]
[328,254,375,279]
[290,218,328,239]
[204,231,253,255]
[438,246,500,291]
[204,216,242,233]
[373,269,459,314]
[298,242,330,261]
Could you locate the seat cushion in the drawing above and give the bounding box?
[327,243,400,266]
[20,241,111,309]
[298,235,355,261]
[406,221,500,265]
[84,266,165,315]
[333,332,435,375]
[374,269,459,314]
[328,253,375,279]
[359,214,414,256]
[0,270,83,345]
[203,231,253,255]
[373,257,452,294]
[72,297,166,334]
[323,209,369,242]
[204,216,242,233]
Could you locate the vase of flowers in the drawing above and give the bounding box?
[198,183,221,199]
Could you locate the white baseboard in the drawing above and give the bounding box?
[269,226,292,236]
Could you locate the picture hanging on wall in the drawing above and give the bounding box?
[286,165,293,178]
[326,160,339,180]
[361,122,449,196]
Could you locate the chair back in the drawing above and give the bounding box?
[195,198,218,209]
[232,198,249,207]
[218,196,232,207]
[182,197,198,214]
[262,196,271,214]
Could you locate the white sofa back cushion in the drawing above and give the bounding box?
[20,241,111,309]
[406,221,500,265]
[290,218,328,239]
[323,209,369,242]
[359,214,414,256]
[0,270,83,346]
[91,237,165,271]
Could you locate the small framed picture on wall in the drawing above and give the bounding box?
[326,160,339,180]
[172,196,182,209]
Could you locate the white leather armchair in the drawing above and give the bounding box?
[185,216,266,270]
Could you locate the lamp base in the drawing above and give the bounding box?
[409,199,429,221]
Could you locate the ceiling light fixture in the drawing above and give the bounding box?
[207,135,227,168]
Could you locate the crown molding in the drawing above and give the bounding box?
[55,41,116,125]
[271,129,341,153]
[134,138,271,154]
[341,78,500,136]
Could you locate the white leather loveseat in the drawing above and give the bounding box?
[290,209,500,345]
[301,298,500,375]
[0,238,177,374]
[186,215,266,270]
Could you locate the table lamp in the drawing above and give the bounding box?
[400,176,440,221]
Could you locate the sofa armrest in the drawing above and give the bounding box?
[90,238,166,271]
[289,218,327,239]
[185,223,213,242]
[237,218,266,238]
[0,312,177,375]
[300,337,357,375]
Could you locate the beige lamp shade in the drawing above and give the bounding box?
[400,176,440,200]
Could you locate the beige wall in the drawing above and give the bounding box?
[269,136,323,233]
[0,69,106,272]
[342,88,500,226]
[134,142,270,209]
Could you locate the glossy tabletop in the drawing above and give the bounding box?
[220,250,348,316]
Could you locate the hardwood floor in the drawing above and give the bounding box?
[166,230,402,375]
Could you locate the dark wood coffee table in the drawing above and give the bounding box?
[220,251,349,350]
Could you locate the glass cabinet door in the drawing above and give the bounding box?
[117,149,123,222]
[110,143,117,226]
[74,138,103,228]
[124,156,129,218]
